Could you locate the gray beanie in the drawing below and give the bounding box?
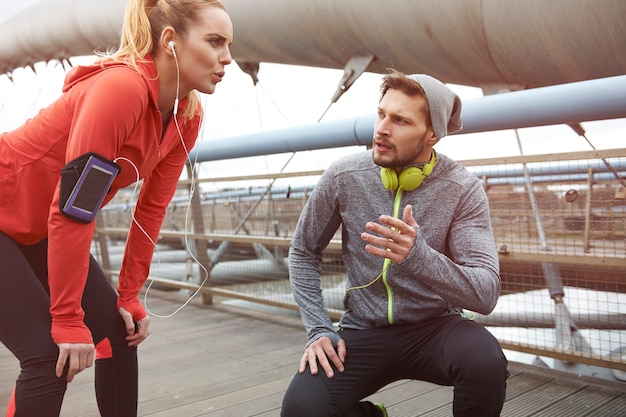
[408,74,462,141]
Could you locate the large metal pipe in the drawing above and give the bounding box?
[0,0,127,71]
[1,0,625,92]
[191,75,626,162]
[469,160,626,180]
[461,76,626,133]
[221,0,626,91]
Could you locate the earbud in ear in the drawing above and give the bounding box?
[168,41,176,57]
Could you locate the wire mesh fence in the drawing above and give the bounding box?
[94,148,626,372]
[463,150,625,373]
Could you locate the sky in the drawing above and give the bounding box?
[1,0,624,181]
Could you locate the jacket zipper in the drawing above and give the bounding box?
[382,257,393,324]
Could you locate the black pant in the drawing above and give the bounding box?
[0,232,138,416]
[282,314,508,417]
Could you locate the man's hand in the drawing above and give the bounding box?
[56,342,94,382]
[299,336,346,378]
[119,306,150,347]
[361,204,418,264]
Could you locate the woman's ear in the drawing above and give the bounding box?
[159,26,177,57]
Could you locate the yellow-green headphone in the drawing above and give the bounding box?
[380,150,438,191]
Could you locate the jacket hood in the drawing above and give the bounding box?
[62,55,160,107]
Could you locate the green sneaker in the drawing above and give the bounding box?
[374,403,388,417]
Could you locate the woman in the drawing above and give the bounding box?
[0,0,233,415]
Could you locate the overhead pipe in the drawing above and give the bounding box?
[467,160,626,180]
[191,75,626,162]
[484,172,626,186]
[3,0,625,91]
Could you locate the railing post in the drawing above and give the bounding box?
[583,168,593,253]
[187,163,213,305]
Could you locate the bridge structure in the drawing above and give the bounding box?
[1,0,625,401]
[91,145,626,383]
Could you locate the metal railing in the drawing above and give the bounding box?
[94,148,626,373]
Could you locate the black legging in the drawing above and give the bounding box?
[0,232,138,417]
[281,315,508,417]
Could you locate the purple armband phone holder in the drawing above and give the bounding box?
[60,152,120,223]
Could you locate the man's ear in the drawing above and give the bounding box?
[426,127,438,145]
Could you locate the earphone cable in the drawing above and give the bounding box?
[142,48,209,317]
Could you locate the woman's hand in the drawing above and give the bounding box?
[56,342,94,382]
[119,306,150,347]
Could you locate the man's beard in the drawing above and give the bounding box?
[372,136,427,169]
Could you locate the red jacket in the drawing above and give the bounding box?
[0,56,201,344]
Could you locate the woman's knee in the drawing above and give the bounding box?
[18,354,68,396]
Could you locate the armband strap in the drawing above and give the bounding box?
[59,152,120,223]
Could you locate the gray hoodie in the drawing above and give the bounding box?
[289,149,501,348]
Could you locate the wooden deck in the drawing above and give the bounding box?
[1,290,625,417]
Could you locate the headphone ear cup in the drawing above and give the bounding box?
[398,167,425,191]
[422,161,434,176]
[380,168,399,190]
[380,152,437,193]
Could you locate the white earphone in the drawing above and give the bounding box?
[168,40,177,58]
[168,40,180,115]
[126,37,208,318]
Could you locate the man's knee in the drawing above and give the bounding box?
[444,320,508,382]
[444,321,508,414]
[281,372,334,417]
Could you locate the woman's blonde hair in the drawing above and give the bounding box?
[109,0,227,120]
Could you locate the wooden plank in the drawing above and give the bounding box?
[1,291,625,417]
[382,385,454,416]
[601,394,626,416]
[533,385,626,417]
[130,296,306,416]
[145,377,293,417]
[502,370,555,400]
[501,376,585,416]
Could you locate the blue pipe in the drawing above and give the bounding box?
[190,75,626,162]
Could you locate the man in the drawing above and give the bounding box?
[281,70,508,417]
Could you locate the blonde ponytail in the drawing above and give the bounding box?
[111,0,155,67]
